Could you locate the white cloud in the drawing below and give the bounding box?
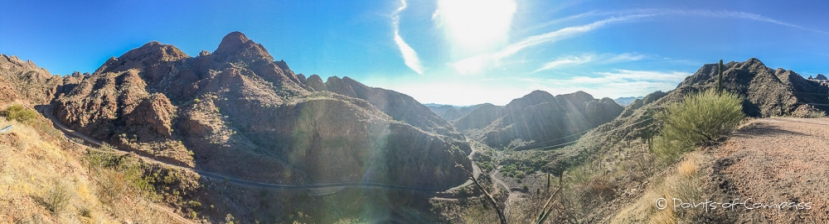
[534,55,595,72]
[533,53,646,73]
[392,0,424,74]
[580,69,691,83]
[450,14,658,74]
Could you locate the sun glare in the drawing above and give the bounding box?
[434,0,516,56]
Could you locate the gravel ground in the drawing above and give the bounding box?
[709,117,829,223]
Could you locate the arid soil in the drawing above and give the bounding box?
[709,117,829,223]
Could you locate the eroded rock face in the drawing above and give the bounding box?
[53,69,189,166]
[50,31,471,189]
[676,58,829,117]
[0,54,85,104]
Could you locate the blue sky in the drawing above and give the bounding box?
[2,0,829,105]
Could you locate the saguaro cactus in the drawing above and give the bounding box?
[717,59,724,94]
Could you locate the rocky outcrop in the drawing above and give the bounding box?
[52,69,189,166]
[306,74,327,91]
[808,74,828,81]
[0,55,85,104]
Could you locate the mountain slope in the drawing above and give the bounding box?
[454,90,623,149]
[50,32,472,190]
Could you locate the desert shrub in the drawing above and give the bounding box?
[85,151,156,202]
[2,104,38,125]
[652,89,743,162]
[44,182,71,214]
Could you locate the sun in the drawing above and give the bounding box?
[434,0,517,56]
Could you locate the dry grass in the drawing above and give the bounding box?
[677,158,697,177]
[611,152,707,224]
[0,103,191,223]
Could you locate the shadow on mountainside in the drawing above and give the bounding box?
[732,121,811,138]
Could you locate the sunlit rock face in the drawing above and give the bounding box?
[51,32,472,189]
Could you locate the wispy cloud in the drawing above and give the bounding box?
[533,52,646,73]
[450,14,657,74]
[675,9,829,35]
[535,69,692,99]
[584,69,690,83]
[450,9,828,74]
[392,0,424,74]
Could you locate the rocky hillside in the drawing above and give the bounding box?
[676,58,829,117]
[0,55,85,105]
[49,31,471,190]
[453,90,623,150]
[548,58,829,172]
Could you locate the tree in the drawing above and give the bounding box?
[652,89,744,162]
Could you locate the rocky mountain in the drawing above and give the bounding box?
[49,31,471,190]
[453,90,624,150]
[613,96,643,106]
[676,58,829,117]
[0,55,85,105]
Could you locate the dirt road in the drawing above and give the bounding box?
[711,117,829,223]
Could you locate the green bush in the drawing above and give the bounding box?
[2,104,38,125]
[652,89,744,162]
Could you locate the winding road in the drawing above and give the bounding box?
[37,105,465,192]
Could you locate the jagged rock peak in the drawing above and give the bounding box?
[217,31,250,51]
[275,59,290,71]
[740,57,768,69]
[115,41,189,64]
[213,31,273,61]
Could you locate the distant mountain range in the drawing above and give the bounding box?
[613,96,643,106]
[424,103,489,121]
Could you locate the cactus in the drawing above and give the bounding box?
[717,59,723,94]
